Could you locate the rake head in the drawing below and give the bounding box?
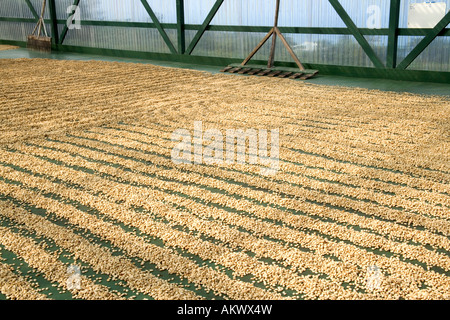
[27,35,52,53]
[221,64,319,80]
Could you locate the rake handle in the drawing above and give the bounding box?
[40,0,47,19]
[35,0,48,37]
[267,0,281,68]
[273,0,280,28]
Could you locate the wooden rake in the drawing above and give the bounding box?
[221,0,318,80]
[27,0,52,52]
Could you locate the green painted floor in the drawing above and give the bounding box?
[1,47,449,97]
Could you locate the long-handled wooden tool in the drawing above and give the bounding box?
[221,0,318,80]
[27,0,52,52]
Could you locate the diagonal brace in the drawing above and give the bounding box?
[241,28,274,66]
[185,0,224,55]
[397,11,450,70]
[140,0,177,54]
[275,28,305,70]
[59,0,81,44]
[24,0,40,21]
[329,0,385,68]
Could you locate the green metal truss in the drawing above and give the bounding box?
[58,0,81,45]
[397,10,450,70]
[387,0,401,68]
[328,0,385,68]
[176,0,185,54]
[1,0,449,83]
[140,0,177,54]
[48,0,59,45]
[184,0,225,55]
[24,0,39,20]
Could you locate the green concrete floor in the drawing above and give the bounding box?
[1,47,449,97]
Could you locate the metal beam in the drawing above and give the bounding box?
[328,0,385,68]
[176,0,185,54]
[4,15,448,36]
[397,11,450,70]
[386,0,401,68]
[24,0,39,20]
[48,0,59,44]
[185,0,224,55]
[59,0,81,45]
[140,0,177,54]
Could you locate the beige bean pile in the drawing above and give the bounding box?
[0,58,448,300]
[0,45,18,51]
